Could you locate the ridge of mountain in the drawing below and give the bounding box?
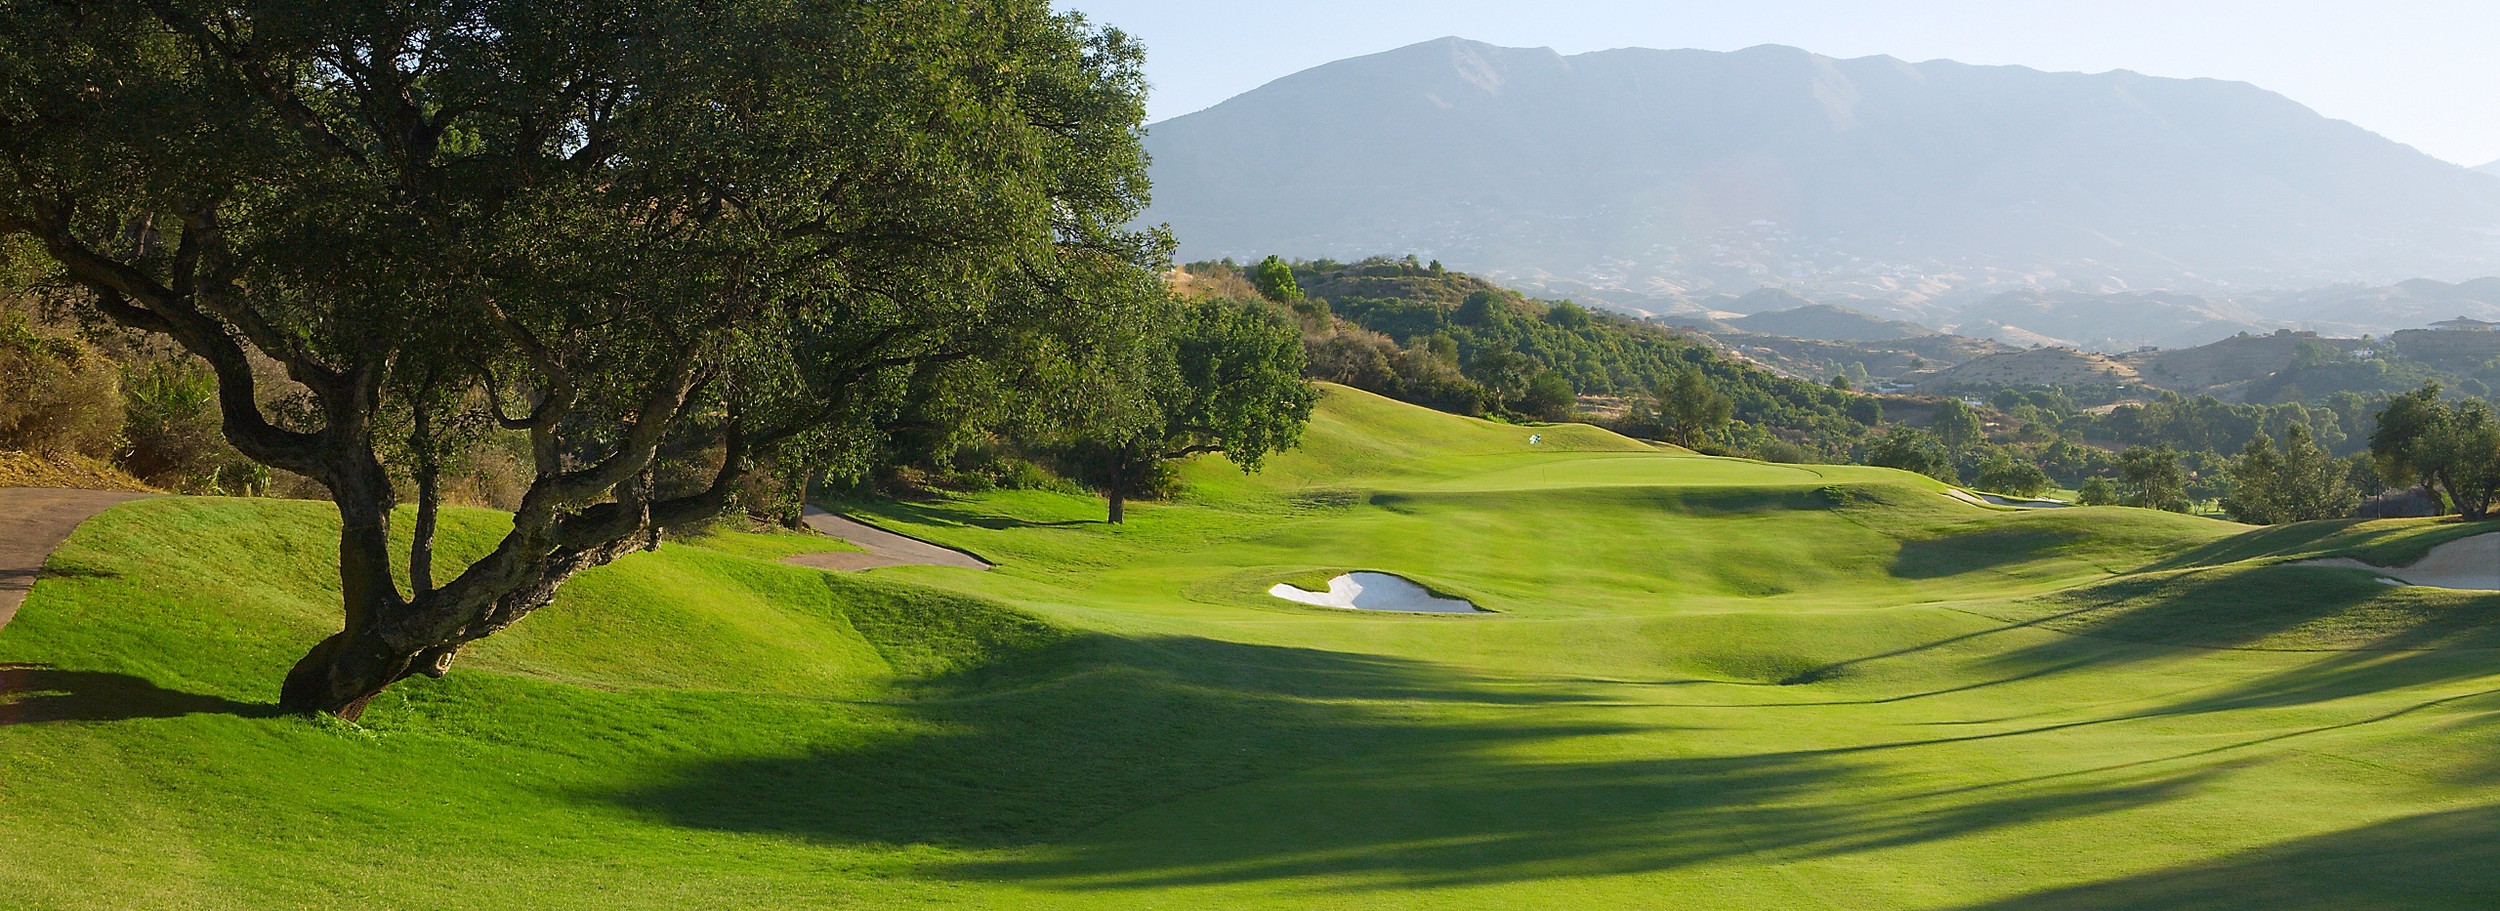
[1725,304,1937,342]
[1147,37,2500,307]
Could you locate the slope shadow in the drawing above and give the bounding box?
[1955,802,2500,910]
[603,631,2228,892]
[850,499,1097,531]
[1986,563,2500,668]
[2141,519,2367,570]
[603,634,1624,849]
[0,663,274,725]
[1892,522,2095,580]
[943,754,2225,893]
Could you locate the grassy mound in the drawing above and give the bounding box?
[8,387,2500,909]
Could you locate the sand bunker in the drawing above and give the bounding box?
[1269,572,1485,613]
[1945,489,2068,509]
[2304,532,2500,590]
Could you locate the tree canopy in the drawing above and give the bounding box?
[1072,297,1316,523]
[2370,383,2500,520]
[0,0,1169,716]
[2223,424,2356,524]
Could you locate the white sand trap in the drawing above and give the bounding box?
[1269,572,1485,613]
[1945,489,2069,509]
[2303,532,2500,590]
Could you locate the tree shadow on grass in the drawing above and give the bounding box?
[0,663,275,725]
[603,634,1631,849]
[1983,564,2500,669]
[850,499,1098,531]
[1953,802,2500,910]
[941,754,2228,894]
[600,631,2234,892]
[1891,522,2096,580]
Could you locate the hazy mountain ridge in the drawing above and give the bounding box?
[1147,37,2500,308]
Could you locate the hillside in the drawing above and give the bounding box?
[1685,327,2016,387]
[1234,257,1876,456]
[1919,346,2142,391]
[11,386,2500,907]
[1950,290,2275,351]
[1145,37,2500,304]
[1725,304,1937,342]
[2126,331,2364,394]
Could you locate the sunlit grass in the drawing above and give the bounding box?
[6,384,2500,909]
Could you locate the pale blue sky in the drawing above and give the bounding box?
[1052,0,2500,167]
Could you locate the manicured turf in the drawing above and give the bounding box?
[6,383,2500,909]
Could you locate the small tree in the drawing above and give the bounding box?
[1930,398,1985,454]
[1656,368,1732,449]
[2223,433,2290,524]
[2077,477,2120,506]
[2372,384,2500,520]
[2226,424,2357,524]
[1518,370,1577,422]
[1866,425,1955,483]
[2117,447,2192,513]
[1973,451,2052,497]
[1250,255,1305,305]
[1078,299,1318,524]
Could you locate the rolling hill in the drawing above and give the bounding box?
[8,385,2500,907]
[1724,304,1937,342]
[1145,38,2500,306]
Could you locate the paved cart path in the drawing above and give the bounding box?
[0,488,157,634]
[783,506,992,572]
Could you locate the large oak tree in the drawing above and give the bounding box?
[0,0,1169,716]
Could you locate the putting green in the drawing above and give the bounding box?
[4,384,2498,909]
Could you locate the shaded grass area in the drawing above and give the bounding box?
[1958,803,2500,910]
[8,385,2500,908]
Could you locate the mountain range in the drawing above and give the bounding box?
[1660,277,2500,353]
[1145,38,2500,312]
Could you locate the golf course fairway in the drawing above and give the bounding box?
[6,384,2500,909]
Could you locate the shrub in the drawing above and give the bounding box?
[0,312,123,457]
[119,360,266,494]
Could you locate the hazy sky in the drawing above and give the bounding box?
[1052,0,2500,167]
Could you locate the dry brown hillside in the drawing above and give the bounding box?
[2122,330,2359,393]
[1918,347,2139,391]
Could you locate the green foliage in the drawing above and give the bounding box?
[1865,426,1956,483]
[2076,476,2120,506]
[0,0,1174,713]
[1655,367,1733,448]
[1929,398,1986,453]
[2370,383,2500,520]
[0,310,121,458]
[1973,450,2054,497]
[2117,446,2192,513]
[1239,257,1863,444]
[1520,371,1577,422]
[2223,424,2358,524]
[118,360,267,495]
[1250,255,1304,304]
[1069,298,1318,522]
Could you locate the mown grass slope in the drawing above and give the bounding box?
[6,383,2500,909]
